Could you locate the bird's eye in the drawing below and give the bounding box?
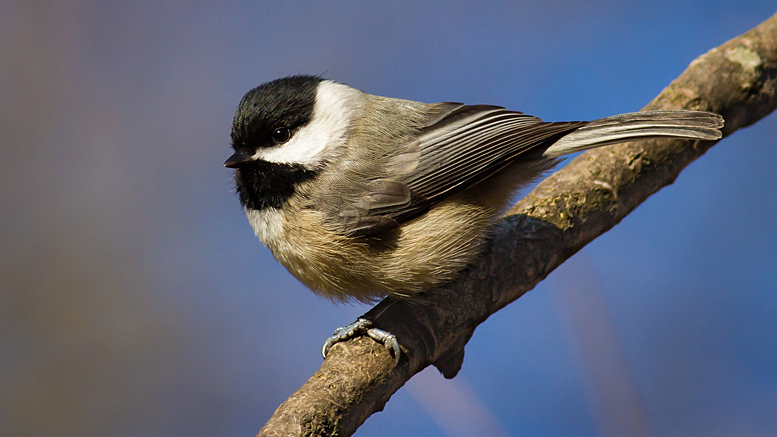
[272,127,291,144]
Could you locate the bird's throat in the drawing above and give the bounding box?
[234,160,318,210]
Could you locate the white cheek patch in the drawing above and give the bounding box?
[256,81,361,167]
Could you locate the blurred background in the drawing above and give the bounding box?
[1,1,776,436]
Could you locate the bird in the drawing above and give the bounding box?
[225,75,723,361]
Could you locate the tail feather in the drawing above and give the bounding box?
[542,110,724,157]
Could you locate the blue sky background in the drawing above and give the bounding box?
[1,2,776,436]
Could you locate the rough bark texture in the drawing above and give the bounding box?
[259,13,777,437]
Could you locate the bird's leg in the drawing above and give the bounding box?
[321,318,401,365]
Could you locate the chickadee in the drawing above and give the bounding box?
[226,75,723,358]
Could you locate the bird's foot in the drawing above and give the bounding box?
[321,318,401,365]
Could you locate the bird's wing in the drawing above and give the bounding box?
[327,103,587,238]
[405,104,585,201]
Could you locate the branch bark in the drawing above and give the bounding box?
[259,13,777,437]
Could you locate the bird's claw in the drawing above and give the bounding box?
[322,318,401,365]
[365,325,401,365]
[321,318,371,358]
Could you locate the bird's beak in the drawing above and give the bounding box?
[224,150,252,168]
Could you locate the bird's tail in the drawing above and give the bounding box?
[542,110,724,157]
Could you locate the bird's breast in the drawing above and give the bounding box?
[244,207,286,248]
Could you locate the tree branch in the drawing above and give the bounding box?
[259,12,777,437]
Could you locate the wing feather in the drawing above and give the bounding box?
[407,109,584,200]
[325,103,585,237]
